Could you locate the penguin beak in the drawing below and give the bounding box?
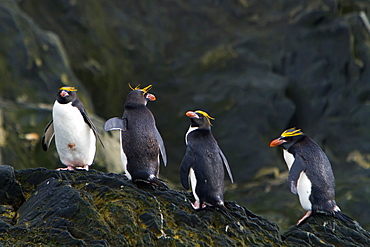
[186,111,199,119]
[270,138,286,147]
[145,93,156,101]
[60,91,69,97]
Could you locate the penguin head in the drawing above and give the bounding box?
[270,128,305,150]
[56,86,78,104]
[125,84,156,107]
[186,110,215,130]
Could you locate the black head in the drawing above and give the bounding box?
[270,128,305,150]
[56,86,78,104]
[124,84,156,107]
[186,110,215,130]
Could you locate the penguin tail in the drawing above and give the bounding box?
[149,177,169,189]
[334,211,358,225]
[214,203,235,222]
[134,177,169,190]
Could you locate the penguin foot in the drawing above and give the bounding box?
[57,165,89,171]
[79,165,89,171]
[296,210,312,226]
[191,201,206,210]
[57,166,75,171]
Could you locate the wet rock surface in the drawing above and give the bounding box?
[0,167,368,246]
[283,214,370,247]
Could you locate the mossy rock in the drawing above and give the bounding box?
[0,168,369,246]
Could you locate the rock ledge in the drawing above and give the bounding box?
[0,166,368,246]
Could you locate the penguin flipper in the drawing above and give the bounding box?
[180,148,194,190]
[41,120,54,151]
[155,128,167,166]
[80,110,105,148]
[288,155,307,195]
[71,99,105,148]
[104,117,127,131]
[219,149,234,183]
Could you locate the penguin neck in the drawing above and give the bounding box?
[283,149,295,170]
[185,126,197,144]
[185,126,211,144]
[124,102,147,109]
[57,97,74,104]
[124,93,148,109]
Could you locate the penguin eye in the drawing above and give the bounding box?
[283,137,292,142]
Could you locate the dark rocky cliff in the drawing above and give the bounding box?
[0,0,369,235]
[0,166,369,246]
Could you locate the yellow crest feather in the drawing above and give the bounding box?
[195,110,215,120]
[59,86,77,92]
[142,85,152,93]
[128,84,152,93]
[281,128,304,137]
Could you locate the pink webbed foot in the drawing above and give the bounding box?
[56,165,89,171]
[57,166,75,171]
[80,165,89,171]
[296,210,312,225]
[191,201,206,210]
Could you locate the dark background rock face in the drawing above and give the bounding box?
[0,0,369,233]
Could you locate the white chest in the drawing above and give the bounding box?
[283,150,295,170]
[52,101,96,166]
[185,126,198,145]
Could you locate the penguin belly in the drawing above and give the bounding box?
[189,168,200,203]
[296,172,312,211]
[53,102,96,167]
[283,150,312,211]
[192,158,225,207]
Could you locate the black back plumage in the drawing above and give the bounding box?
[184,129,225,206]
[181,111,233,207]
[104,87,167,183]
[122,90,161,178]
[288,136,337,212]
[271,128,356,225]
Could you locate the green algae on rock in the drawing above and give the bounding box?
[0,168,369,246]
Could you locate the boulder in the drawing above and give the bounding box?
[0,167,368,246]
[0,165,25,210]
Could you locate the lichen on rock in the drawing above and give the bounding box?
[0,167,369,246]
